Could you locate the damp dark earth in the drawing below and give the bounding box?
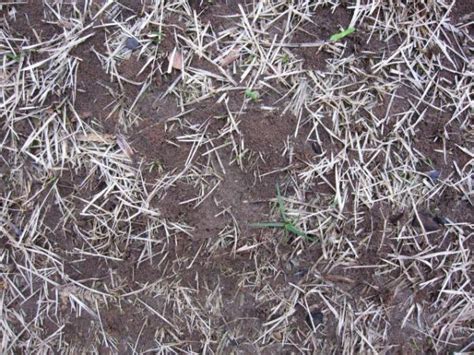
[1,1,473,354]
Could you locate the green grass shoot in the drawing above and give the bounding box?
[6,53,21,61]
[150,31,164,44]
[250,184,311,240]
[330,27,355,41]
[244,88,259,101]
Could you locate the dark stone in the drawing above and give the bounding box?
[433,215,449,225]
[306,309,324,329]
[311,141,322,155]
[427,170,441,182]
[125,37,140,50]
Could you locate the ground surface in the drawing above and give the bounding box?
[1,0,473,354]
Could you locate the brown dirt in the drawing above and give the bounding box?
[2,1,473,354]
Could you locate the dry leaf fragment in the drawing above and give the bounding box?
[167,48,183,72]
[116,133,134,159]
[323,274,355,284]
[219,49,240,66]
[76,132,115,144]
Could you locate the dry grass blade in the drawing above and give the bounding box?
[167,47,184,72]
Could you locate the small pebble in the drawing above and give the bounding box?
[125,37,140,50]
[433,215,449,225]
[427,169,441,182]
[311,141,322,155]
[306,309,324,329]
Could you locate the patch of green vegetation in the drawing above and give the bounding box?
[250,184,312,240]
[244,88,259,102]
[31,138,41,149]
[280,53,290,64]
[330,27,355,41]
[150,31,164,44]
[6,52,21,62]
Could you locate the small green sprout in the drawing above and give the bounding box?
[6,53,21,62]
[250,184,312,240]
[150,31,164,44]
[280,53,290,64]
[330,27,355,41]
[147,159,164,173]
[244,89,259,102]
